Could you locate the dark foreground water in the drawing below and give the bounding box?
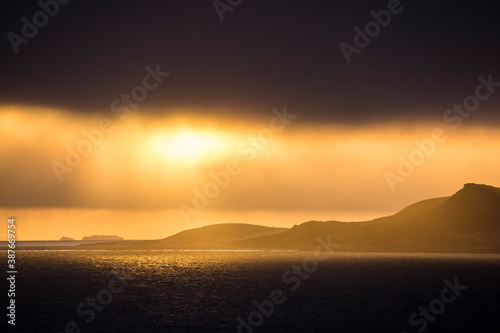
[1,251,500,332]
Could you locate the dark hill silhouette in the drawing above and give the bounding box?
[148,223,287,249]
[430,183,500,232]
[80,224,287,250]
[246,183,500,253]
[78,183,500,253]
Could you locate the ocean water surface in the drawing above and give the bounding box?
[2,250,500,332]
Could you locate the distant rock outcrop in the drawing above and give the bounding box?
[82,235,124,241]
[59,237,74,241]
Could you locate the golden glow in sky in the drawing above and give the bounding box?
[150,130,230,163]
[1,105,499,240]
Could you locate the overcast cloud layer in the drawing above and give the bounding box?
[1,0,499,123]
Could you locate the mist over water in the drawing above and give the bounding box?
[3,250,500,332]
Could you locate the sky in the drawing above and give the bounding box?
[1,0,499,240]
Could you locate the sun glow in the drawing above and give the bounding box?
[150,130,230,163]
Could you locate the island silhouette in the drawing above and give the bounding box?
[74,183,500,253]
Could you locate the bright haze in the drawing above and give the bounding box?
[0,0,499,240]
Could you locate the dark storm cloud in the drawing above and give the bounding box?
[1,0,499,123]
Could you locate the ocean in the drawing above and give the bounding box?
[2,250,500,332]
